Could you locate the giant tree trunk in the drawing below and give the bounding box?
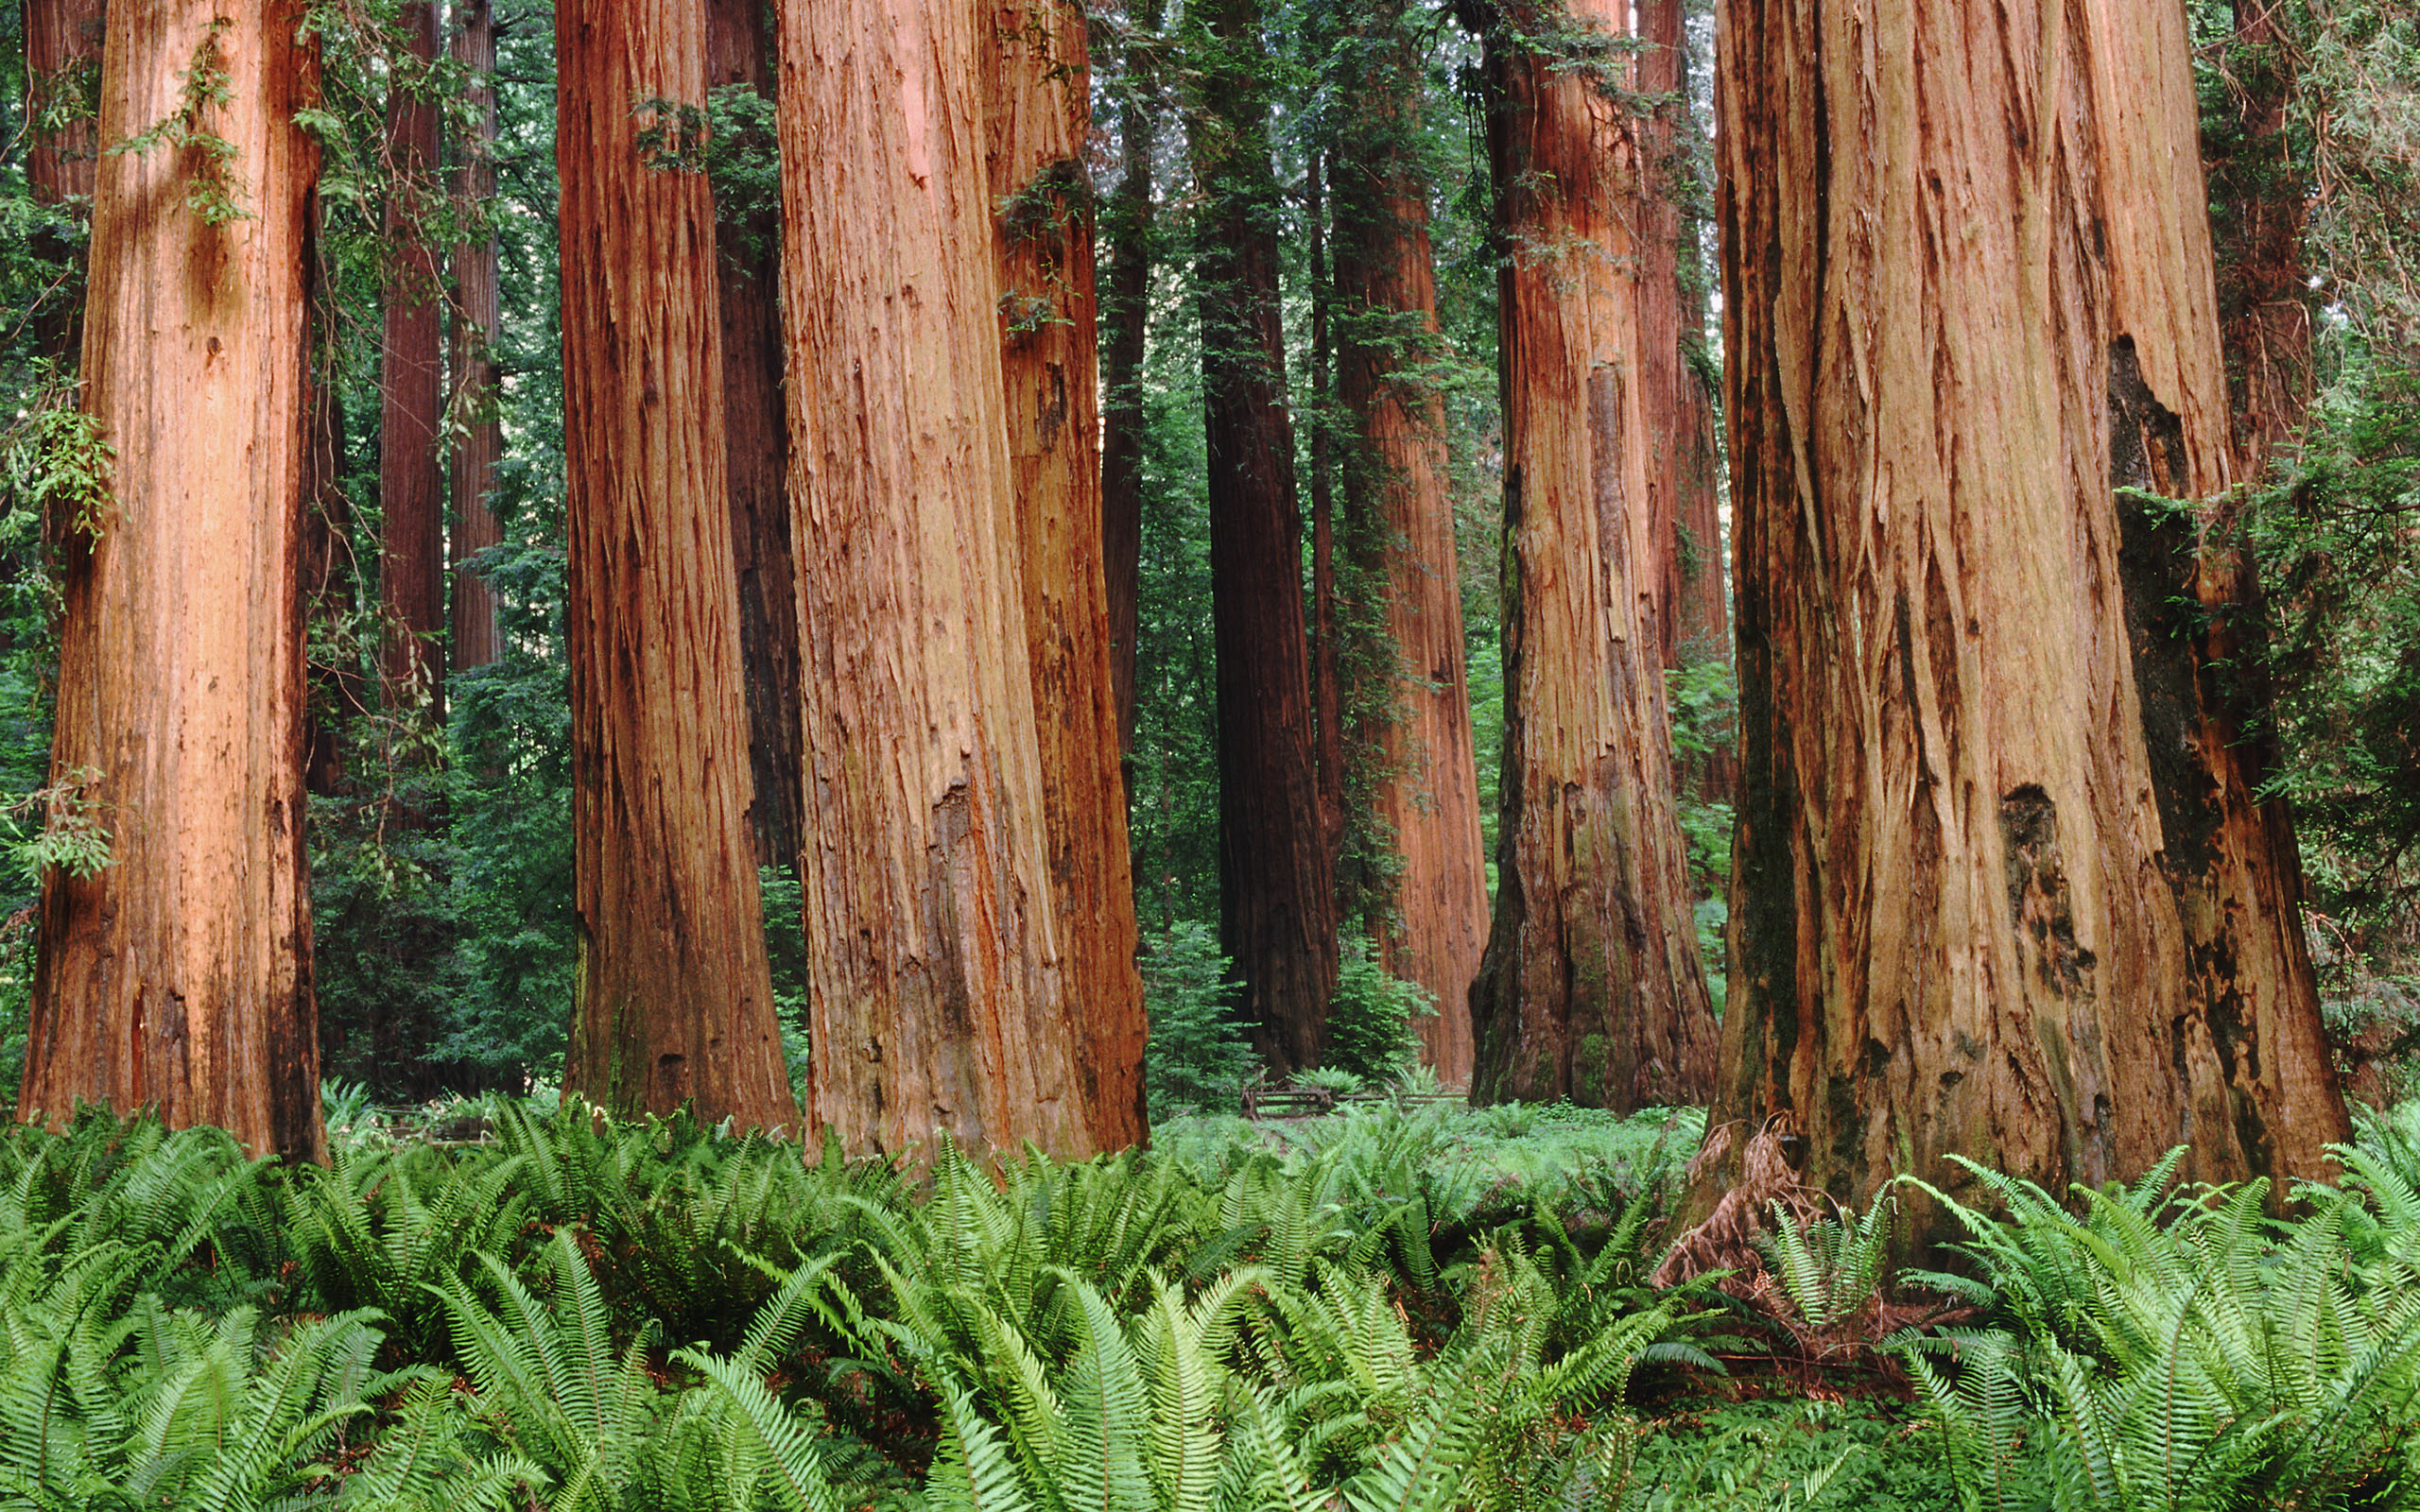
[558,0,796,1130]
[23,0,323,1161]
[1332,2,1487,1085]
[23,0,105,358]
[379,0,444,717]
[1467,0,1718,1112]
[982,0,1150,1150]
[1697,0,2346,1235]
[447,0,503,673]
[778,0,1095,1159]
[1190,0,1337,1076]
[1099,0,1161,760]
[705,0,804,881]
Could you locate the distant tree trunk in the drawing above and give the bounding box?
[2206,0,2312,472]
[982,0,1150,1151]
[23,0,324,1161]
[379,0,444,719]
[1099,0,1161,760]
[302,212,363,800]
[1467,0,1717,1112]
[779,0,1096,1158]
[447,0,503,673]
[1696,0,2346,1236]
[1639,0,1731,799]
[1190,0,1338,1077]
[704,0,804,881]
[1332,2,1486,1084]
[558,0,796,1130]
[23,0,105,357]
[1308,154,1347,880]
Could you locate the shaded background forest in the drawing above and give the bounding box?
[0,0,2414,1118]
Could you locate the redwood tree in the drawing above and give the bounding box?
[379,0,445,715]
[983,0,1150,1149]
[448,0,504,673]
[1699,0,2347,1232]
[1467,0,1718,1111]
[1332,0,1487,1084]
[23,0,324,1160]
[558,0,796,1128]
[1190,0,1337,1076]
[778,0,1096,1158]
[705,0,804,879]
[1099,0,1162,758]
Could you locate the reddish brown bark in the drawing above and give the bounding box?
[447,0,503,673]
[1467,0,1718,1111]
[378,0,444,717]
[1190,0,1338,1076]
[1695,0,2346,1240]
[1332,5,1487,1084]
[24,0,324,1161]
[1638,0,1731,799]
[703,0,804,880]
[1099,0,1160,760]
[779,0,1096,1158]
[982,0,1150,1150]
[558,0,796,1130]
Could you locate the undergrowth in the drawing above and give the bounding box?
[0,1097,2413,1509]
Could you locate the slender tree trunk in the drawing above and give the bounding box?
[1640,0,1732,799]
[1695,0,2346,1238]
[302,209,363,800]
[1332,2,1486,1084]
[2207,0,2312,473]
[704,0,804,881]
[982,0,1150,1151]
[447,0,503,673]
[779,0,1096,1158]
[1190,0,1337,1076]
[1467,0,1717,1112]
[558,0,796,1130]
[1308,155,1347,881]
[379,0,444,718]
[23,0,105,358]
[1100,0,1160,760]
[23,0,324,1161]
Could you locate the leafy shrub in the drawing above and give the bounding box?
[1139,919,1254,1118]
[1324,934,1432,1082]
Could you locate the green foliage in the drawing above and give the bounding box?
[107,18,248,225]
[1141,920,1255,1119]
[0,375,112,543]
[1324,935,1434,1083]
[1754,1199,1892,1332]
[1893,1151,2420,1512]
